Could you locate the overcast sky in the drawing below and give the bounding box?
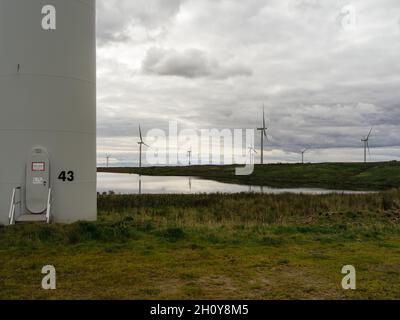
[96,0,400,166]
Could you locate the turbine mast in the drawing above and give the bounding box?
[301,149,307,165]
[187,148,192,166]
[106,154,110,168]
[257,104,268,165]
[362,128,373,163]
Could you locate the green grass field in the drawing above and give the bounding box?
[1,191,400,299]
[98,161,400,191]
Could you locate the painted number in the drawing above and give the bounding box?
[58,171,74,182]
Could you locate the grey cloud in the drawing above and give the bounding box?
[96,0,185,44]
[142,47,253,79]
[97,0,400,163]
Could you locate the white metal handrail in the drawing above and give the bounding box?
[8,187,21,225]
[46,188,52,224]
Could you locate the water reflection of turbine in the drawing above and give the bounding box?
[138,176,142,195]
[188,177,192,192]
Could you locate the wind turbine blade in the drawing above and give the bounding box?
[139,125,143,142]
[263,105,267,134]
[367,127,373,139]
[263,107,265,127]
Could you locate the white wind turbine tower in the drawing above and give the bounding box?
[248,146,257,165]
[257,105,269,164]
[361,128,373,163]
[106,154,110,168]
[138,125,149,169]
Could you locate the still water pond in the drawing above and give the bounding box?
[97,173,366,195]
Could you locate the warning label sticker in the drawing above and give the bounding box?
[33,177,44,185]
[32,162,45,172]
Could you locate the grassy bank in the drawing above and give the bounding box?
[98,161,400,191]
[1,191,400,299]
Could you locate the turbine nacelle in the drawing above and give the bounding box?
[361,127,373,142]
[138,125,149,147]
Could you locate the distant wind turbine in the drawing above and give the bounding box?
[257,104,269,164]
[361,128,373,163]
[106,154,110,168]
[301,149,307,164]
[138,125,149,169]
[248,146,257,165]
[187,148,192,166]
